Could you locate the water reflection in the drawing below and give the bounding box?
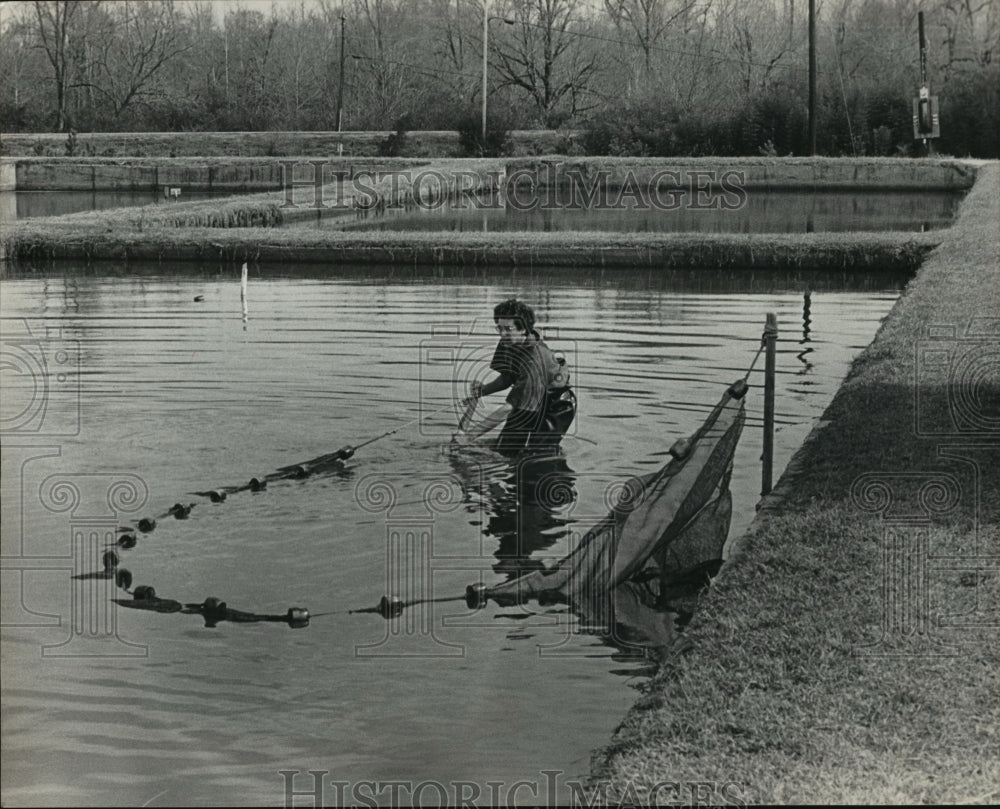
[1,260,913,295]
[1,189,242,221]
[295,188,964,234]
[0,262,905,804]
[113,589,311,629]
[578,582,686,664]
[449,444,723,663]
[797,290,815,372]
[450,449,577,580]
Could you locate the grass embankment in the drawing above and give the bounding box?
[1,156,944,271]
[591,164,999,804]
[1,157,970,270]
[0,130,573,159]
[0,224,939,272]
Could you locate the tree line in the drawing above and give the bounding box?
[1,0,997,157]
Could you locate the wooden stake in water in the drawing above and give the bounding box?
[240,262,249,326]
[761,312,778,496]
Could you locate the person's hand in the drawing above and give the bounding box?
[451,430,471,446]
[469,380,484,399]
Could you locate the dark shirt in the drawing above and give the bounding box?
[490,331,570,413]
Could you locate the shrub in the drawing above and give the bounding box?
[940,66,1000,158]
[580,101,671,156]
[747,88,808,156]
[456,109,511,157]
[552,131,586,156]
[378,114,413,157]
[0,100,30,131]
[858,88,912,156]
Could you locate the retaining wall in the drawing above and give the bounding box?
[0,161,14,191]
[3,157,440,192]
[3,154,977,193]
[506,157,978,190]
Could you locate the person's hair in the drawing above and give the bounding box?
[493,298,535,332]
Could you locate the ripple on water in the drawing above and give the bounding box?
[1,265,904,804]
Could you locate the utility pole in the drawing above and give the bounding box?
[336,14,346,132]
[808,0,816,154]
[224,27,230,109]
[919,11,927,86]
[918,11,930,156]
[913,11,939,155]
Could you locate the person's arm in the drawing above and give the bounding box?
[454,368,512,444]
[470,372,512,399]
[453,402,512,444]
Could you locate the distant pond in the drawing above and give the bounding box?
[1,189,245,221]
[284,187,963,234]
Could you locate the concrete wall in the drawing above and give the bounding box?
[3,157,450,192]
[0,160,15,191]
[3,155,977,193]
[506,157,979,190]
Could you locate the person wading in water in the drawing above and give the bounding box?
[455,298,576,455]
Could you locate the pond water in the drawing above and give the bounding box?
[3,187,963,234]
[0,190,244,222]
[286,188,963,234]
[0,263,906,806]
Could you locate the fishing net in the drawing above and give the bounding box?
[485,379,747,608]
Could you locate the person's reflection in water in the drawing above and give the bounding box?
[451,448,576,580]
[450,441,732,663]
[490,452,578,579]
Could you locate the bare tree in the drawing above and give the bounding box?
[32,0,80,130]
[348,0,432,127]
[936,0,999,77]
[714,0,795,96]
[216,8,280,128]
[603,0,699,77]
[425,0,477,104]
[81,1,190,121]
[0,11,40,124]
[493,0,599,126]
[266,3,338,129]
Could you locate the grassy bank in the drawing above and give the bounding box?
[1,224,939,273]
[590,164,999,803]
[0,130,576,159]
[0,157,950,271]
